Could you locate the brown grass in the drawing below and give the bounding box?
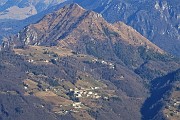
[34,91,73,105]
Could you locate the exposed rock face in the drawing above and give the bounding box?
[74,0,180,56]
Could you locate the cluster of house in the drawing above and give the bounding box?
[27,58,49,63]
[92,59,115,69]
[70,87,101,99]
[55,102,83,115]
[27,57,59,64]
[72,102,83,109]
[172,99,180,107]
[55,110,69,115]
[166,98,180,118]
[26,49,59,64]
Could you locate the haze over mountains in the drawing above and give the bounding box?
[0,0,70,41]
[0,0,180,57]
[0,0,67,20]
[74,0,180,56]
[0,1,179,120]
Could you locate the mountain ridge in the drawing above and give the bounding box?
[11,3,164,55]
[73,0,180,56]
[0,0,180,57]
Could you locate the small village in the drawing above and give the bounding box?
[70,87,101,99]
[91,58,115,69]
[22,69,114,116]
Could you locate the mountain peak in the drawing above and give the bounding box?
[12,3,164,55]
[67,3,85,10]
[55,3,85,15]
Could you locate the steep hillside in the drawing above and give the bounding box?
[74,0,180,56]
[11,4,163,54]
[11,4,179,71]
[1,3,180,120]
[141,69,180,120]
[0,46,148,120]
[1,0,180,57]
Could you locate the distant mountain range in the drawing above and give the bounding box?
[0,0,67,20]
[0,3,179,120]
[0,0,180,57]
[74,0,180,56]
[0,0,71,41]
